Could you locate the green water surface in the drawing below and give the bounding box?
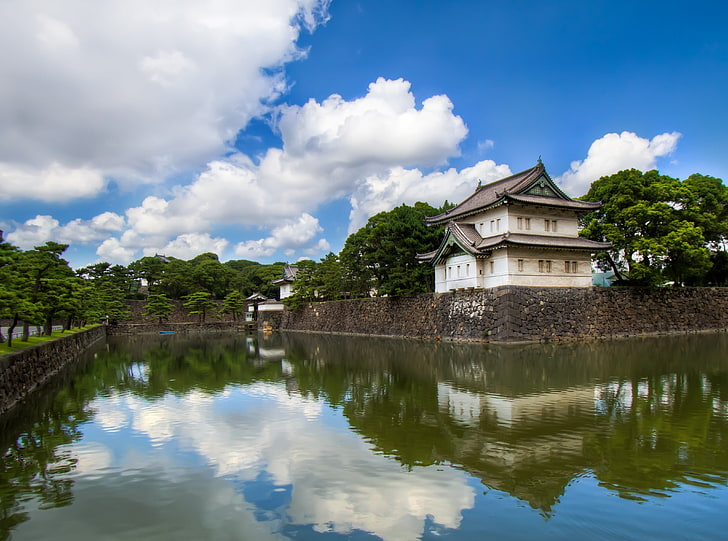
[1,331,727,540]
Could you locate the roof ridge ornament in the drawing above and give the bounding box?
[537,155,543,165]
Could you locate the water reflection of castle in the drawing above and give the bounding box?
[275,332,728,513]
[437,381,597,511]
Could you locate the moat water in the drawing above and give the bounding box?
[1,331,727,540]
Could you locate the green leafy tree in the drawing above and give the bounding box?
[18,242,75,338]
[190,257,234,298]
[581,169,724,286]
[284,259,320,309]
[142,293,174,324]
[340,202,444,297]
[157,257,193,299]
[318,252,344,300]
[219,290,246,322]
[221,260,285,299]
[0,233,33,346]
[129,256,166,295]
[183,291,217,323]
[75,262,131,324]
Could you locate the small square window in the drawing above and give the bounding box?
[518,259,524,272]
[525,218,531,230]
[572,261,578,273]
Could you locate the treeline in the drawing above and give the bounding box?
[0,236,285,345]
[2,168,726,345]
[283,202,448,308]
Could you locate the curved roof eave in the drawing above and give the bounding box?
[423,223,482,266]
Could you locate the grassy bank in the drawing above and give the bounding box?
[0,325,100,357]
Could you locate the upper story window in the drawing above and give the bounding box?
[545,219,557,232]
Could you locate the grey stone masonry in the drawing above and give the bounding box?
[262,287,728,342]
[0,326,106,415]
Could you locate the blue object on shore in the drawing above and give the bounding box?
[159,331,175,335]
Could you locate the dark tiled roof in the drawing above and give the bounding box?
[417,222,612,264]
[504,193,601,211]
[425,162,599,224]
[426,164,544,224]
[271,263,298,284]
[449,222,481,249]
[477,233,612,251]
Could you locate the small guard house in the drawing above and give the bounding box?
[418,162,611,292]
[271,264,298,300]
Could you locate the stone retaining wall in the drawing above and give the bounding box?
[263,287,728,342]
[0,326,106,415]
[106,321,250,335]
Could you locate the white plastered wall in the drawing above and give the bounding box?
[500,247,593,287]
[461,205,580,239]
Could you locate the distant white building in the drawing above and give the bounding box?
[418,162,611,292]
[245,292,284,321]
[271,264,298,299]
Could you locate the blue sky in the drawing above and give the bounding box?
[1,0,726,269]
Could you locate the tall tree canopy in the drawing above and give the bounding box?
[580,169,728,286]
[340,202,444,297]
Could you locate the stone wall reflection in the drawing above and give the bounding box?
[2,330,727,539]
[280,332,728,511]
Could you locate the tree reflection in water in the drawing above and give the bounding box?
[0,331,726,539]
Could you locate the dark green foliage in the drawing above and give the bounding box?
[18,242,76,337]
[75,263,131,324]
[183,291,217,323]
[142,293,174,324]
[157,258,193,299]
[220,290,246,321]
[222,260,285,300]
[284,259,321,310]
[340,202,444,297]
[581,169,727,286]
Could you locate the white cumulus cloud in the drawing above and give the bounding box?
[0,0,331,200]
[235,213,327,259]
[171,77,469,228]
[96,78,467,263]
[96,238,137,265]
[7,212,125,249]
[557,131,682,195]
[0,162,106,202]
[349,160,512,233]
[159,233,230,261]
